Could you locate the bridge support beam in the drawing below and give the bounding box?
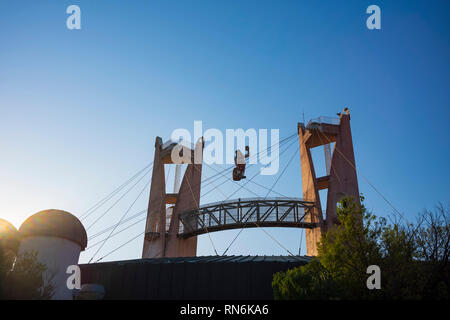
[298,126,324,256]
[142,137,166,258]
[298,108,360,256]
[142,137,203,258]
[165,160,202,257]
[325,110,360,230]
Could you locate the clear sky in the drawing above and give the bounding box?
[1,0,449,263]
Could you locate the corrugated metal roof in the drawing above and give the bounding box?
[79,255,312,299]
[80,255,312,267]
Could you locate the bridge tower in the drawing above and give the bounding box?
[142,137,203,258]
[298,108,359,256]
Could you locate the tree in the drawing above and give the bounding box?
[0,248,54,300]
[273,259,338,300]
[413,203,450,299]
[272,197,450,300]
[0,246,15,298]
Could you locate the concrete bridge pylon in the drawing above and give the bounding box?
[298,108,360,256]
[142,137,203,258]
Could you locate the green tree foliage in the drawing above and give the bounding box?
[272,197,449,300]
[272,259,337,300]
[0,246,15,298]
[0,248,54,300]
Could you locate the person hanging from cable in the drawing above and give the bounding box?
[233,146,250,181]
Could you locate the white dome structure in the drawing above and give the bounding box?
[18,209,87,300]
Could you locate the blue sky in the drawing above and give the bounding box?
[0,1,449,263]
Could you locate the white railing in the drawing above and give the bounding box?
[162,138,193,150]
[307,116,340,128]
[199,197,309,209]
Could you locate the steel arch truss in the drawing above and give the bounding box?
[178,197,318,238]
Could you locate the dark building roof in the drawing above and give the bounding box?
[87,255,311,265]
[19,210,87,250]
[79,255,312,299]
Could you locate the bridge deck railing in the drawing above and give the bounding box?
[306,116,340,128]
[178,197,317,237]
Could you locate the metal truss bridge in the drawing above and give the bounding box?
[178,197,318,238]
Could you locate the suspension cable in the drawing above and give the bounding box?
[88,209,147,240]
[184,169,219,256]
[85,217,146,251]
[94,231,146,263]
[201,133,298,201]
[198,132,298,196]
[254,222,295,256]
[263,146,299,198]
[86,166,152,231]
[202,162,260,198]
[317,129,408,223]
[198,134,298,200]
[298,228,304,255]
[225,136,298,201]
[88,177,151,263]
[201,167,229,199]
[80,162,152,221]
[222,140,299,255]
